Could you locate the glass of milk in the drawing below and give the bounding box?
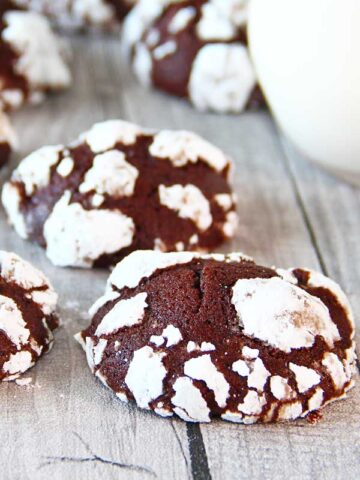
[248,0,360,186]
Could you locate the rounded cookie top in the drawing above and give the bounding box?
[76,251,356,423]
[2,119,238,268]
[122,0,263,113]
[12,0,137,30]
[0,6,71,110]
[0,251,59,381]
[0,109,17,168]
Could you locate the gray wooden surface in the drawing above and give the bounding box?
[1,35,359,480]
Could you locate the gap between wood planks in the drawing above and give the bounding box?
[278,133,360,376]
[279,135,328,275]
[187,424,212,480]
[185,126,340,480]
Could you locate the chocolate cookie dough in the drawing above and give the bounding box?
[2,120,238,268]
[13,0,137,30]
[0,109,17,168]
[0,251,58,381]
[0,4,71,110]
[76,251,356,423]
[122,0,262,113]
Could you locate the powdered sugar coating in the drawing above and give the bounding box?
[3,350,34,377]
[95,293,148,336]
[0,10,71,110]
[289,363,321,394]
[270,376,293,401]
[168,6,196,34]
[14,145,63,195]
[184,354,230,408]
[122,0,259,113]
[153,40,177,60]
[197,3,237,41]
[125,346,167,409]
[44,192,135,268]
[121,0,167,56]
[149,130,229,172]
[172,377,211,422]
[207,0,249,27]
[79,150,139,197]
[13,0,137,30]
[150,325,183,348]
[306,269,355,329]
[71,0,116,27]
[132,41,153,86]
[158,184,212,231]
[322,352,349,390]
[56,157,74,177]
[232,277,340,352]
[77,251,356,423]
[0,296,30,348]
[2,119,236,267]
[0,251,58,381]
[189,44,256,113]
[237,390,266,416]
[1,182,28,239]
[246,358,270,391]
[109,250,197,291]
[81,120,144,153]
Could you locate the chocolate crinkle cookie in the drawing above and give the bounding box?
[0,3,71,110]
[0,109,17,168]
[12,0,137,30]
[122,0,263,113]
[76,251,356,423]
[0,251,58,381]
[2,120,238,268]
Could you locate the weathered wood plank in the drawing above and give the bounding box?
[194,116,360,479]
[0,35,191,480]
[281,137,360,319]
[0,34,359,480]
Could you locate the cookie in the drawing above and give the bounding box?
[2,119,238,268]
[0,251,59,381]
[76,251,356,423]
[122,0,263,113]
[0,109,17,168]
[0,5,71,110]
[13,0,137,30]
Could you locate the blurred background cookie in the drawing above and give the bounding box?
[122,0,263,113]
[12,0,138,30]
[0,4,72,110]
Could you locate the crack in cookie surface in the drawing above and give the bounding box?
[76,251,356,423]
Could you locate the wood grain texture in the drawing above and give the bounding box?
[0,35,359,480]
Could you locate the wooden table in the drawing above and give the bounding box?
[1,35,359,480]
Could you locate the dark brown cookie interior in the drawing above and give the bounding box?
[0,142,11,167]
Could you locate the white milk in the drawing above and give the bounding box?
[248,0,360,186]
